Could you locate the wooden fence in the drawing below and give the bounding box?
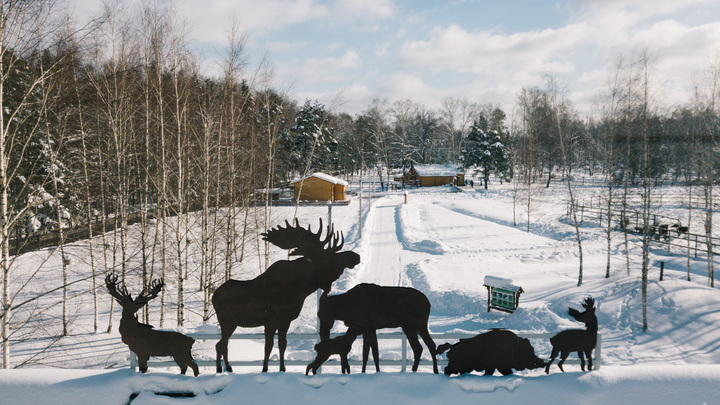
[569,202,720,257]
[130,331,601,373]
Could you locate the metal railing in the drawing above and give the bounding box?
[129,331,602,372]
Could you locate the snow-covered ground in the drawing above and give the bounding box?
[3,181,720,404]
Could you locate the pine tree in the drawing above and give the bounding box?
[461,116,509,189]
[286,100,337,175]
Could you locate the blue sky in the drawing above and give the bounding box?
[71,0,720,118]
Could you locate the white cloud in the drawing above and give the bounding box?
[64,0,720,116]
[177,0,327,44]
[332,0,394,19]
[267,40,308,53]
[296,82,371,113]
[301,50,361,82]
[393,0,720,117]
[176,0,395,45]
[398,22,593,77]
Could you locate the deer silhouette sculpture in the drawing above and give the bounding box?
[306,328,360,375]
[105,274,199,376]
[545,297,598,373]
[212,218,361,373]
[318,283,439,373]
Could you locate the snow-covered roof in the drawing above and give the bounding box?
[292,172,348,186]
[483,275,522,292]
[412,163,463,177]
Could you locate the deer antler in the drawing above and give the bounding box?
[105,273,132,305]
[134,278,165,306]
[106,274,164,308]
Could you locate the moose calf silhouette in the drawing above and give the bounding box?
[105,274,198,376]
[545,296,598,373]
[318,283,438,373]
[212,218,360,373]
[306,328,360,375]
[438,329,545,376]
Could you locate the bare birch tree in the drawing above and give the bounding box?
[544,74,584,286]
[596,56,627,278]
[0,0,59,368]
[634,48,660,332]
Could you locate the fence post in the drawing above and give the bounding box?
[659,261,664,281]
[130,351,138,371]
[359,181,362,239]
[595,334,602,370]
[401,334,407,372]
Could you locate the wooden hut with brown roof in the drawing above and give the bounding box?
[292,172,348,201]
[404,163,465,187]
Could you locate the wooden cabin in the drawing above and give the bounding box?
[292,172,348,201]
[404,163,465,187]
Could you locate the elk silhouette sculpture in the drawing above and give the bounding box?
[105,274,199,376]
[212,218,361,373]
[318,283,439,373]
[545,297,598,373]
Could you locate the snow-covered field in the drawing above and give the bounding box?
[3,181,720,404]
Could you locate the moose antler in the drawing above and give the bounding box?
[323,223,344,253]
[582,297,595,310]
[261,218,344,257]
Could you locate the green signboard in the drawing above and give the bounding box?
[490,288,515,310]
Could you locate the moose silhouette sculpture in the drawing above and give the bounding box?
[306,328,360,375]
[545,296,598,373]
[105,274,199,376]
[318,283,438,373]
[437,329,545,376]
[212,218,361,373]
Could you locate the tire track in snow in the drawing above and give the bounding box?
[361,198,403,287]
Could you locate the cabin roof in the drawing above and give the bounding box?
[411,163,463,177]
[292,172,348,186]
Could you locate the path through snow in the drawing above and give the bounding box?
[360,197,404,287]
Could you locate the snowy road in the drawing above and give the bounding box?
[360,197,403,287]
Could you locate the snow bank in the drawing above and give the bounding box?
[2,366,720,405]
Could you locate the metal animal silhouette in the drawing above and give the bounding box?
[318,283,438,373]
[545,296,598,373]
[306,328,360,375]
[105,274,198,376]
[438,329,545,376]
[212,218,361,372]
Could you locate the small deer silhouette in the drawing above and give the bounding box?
[306,328,360,375]
[545,297,598,373]
[106,274,199,376]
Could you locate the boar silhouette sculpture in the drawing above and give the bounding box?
[438,329,545,376]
